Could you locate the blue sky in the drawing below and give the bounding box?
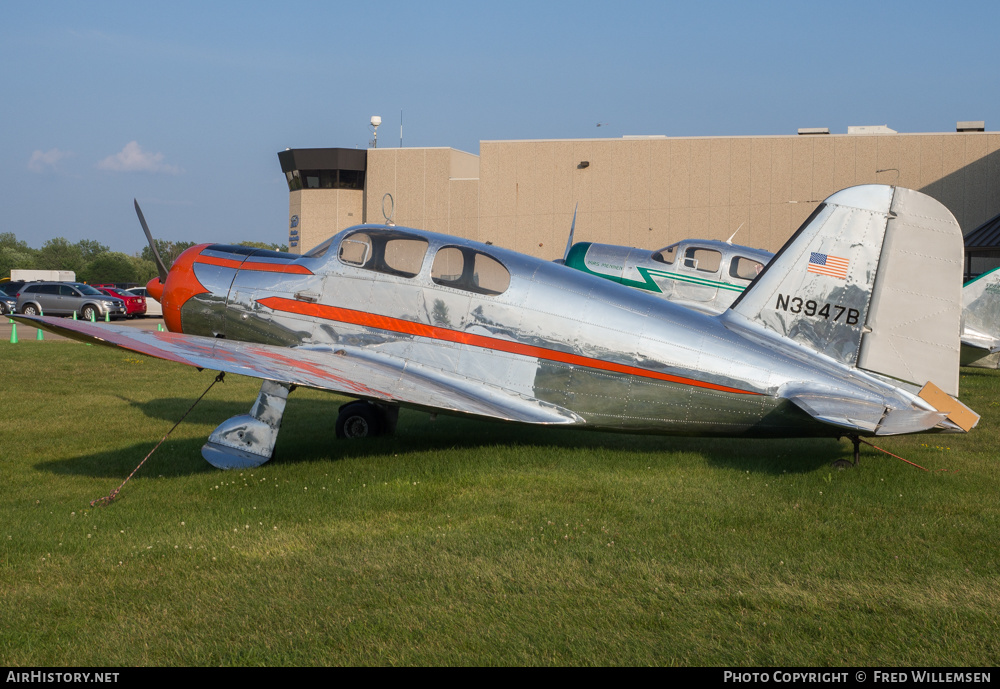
[2,1,998,254]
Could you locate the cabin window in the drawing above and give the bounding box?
[683,247,721,273]
[652,244,677,265]
[431,247,465,283]
[432,246,510,295]
[472,253,511,294]
[338,230,428,279]
[383,238,429,277]
[339,233,371,266]
[730,256,764,281]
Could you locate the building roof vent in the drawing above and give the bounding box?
[847,125,897,135]
[957,121,985,132]
[797,127,829,135]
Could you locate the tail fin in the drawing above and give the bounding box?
[960,266,1000,367]
[727,185,963,395]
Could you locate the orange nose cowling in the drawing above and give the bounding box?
[156,243,213,333]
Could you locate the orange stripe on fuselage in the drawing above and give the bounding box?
[257,296,761,396]
[195,255,313,275]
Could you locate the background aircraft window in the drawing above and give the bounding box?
[431,247,465,284]
[652,245,677,264]
[383,238,429,277]
[472,254,510,295]
[684,247,721,273]
[339,234,372,266]
[730,256,764,281]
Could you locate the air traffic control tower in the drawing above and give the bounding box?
[277,147,367,252]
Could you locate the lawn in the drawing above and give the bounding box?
[0,339,997,666]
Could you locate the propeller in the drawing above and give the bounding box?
[134,199,168,283]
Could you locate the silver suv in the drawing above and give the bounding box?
[16,282,126,321]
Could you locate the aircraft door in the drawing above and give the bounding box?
[675,246,721,303]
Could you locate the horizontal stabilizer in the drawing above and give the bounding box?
[787,392,884,434]
[787,386,972,436]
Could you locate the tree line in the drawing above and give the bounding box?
[1,233,287,285]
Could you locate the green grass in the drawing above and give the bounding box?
[0,340,998,666]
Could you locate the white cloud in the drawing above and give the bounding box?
[28,148,72,173]
[97,141,182,174]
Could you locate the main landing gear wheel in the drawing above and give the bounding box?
[336,401,398,439]
[833,435,861,469]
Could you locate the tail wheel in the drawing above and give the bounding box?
[336,402,384,439]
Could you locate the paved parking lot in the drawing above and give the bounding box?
[1,316,166,342]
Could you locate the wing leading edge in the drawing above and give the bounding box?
[13,316,583,426]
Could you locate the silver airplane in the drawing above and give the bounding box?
[562,235,773,316]
[563,218,1000,369]
[15,184,978,471]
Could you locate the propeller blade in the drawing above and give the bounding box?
[134,199,168,283]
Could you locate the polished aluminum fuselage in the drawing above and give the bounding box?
[178,226,916,437]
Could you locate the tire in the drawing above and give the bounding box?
[81,305,98,321]
[22,304,39,316]
[336,402,383,439]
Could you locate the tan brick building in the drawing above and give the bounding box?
[280,124,1000,258]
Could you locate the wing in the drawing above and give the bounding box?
[14,316,582,426]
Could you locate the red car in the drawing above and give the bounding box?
[96,286,147,318]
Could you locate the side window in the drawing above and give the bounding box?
[37,285,58,295]
[431,246,510,296]
[431,247,465,284]
[652,244,677,265]
[683,247,721,273]
[383,238,429,278]
[59,285,78,296]
[730,256,764,281]
[339,233,372,266]
[472,253,510,295]
[338,230,428,279]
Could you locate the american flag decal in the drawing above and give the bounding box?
[807,252,849,280]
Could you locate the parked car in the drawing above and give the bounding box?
[16,282,126,320]
[96,286,147,318]
[125,287,162,317]
[0,281,26,315]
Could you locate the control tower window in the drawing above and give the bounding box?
[285,169,367,192]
